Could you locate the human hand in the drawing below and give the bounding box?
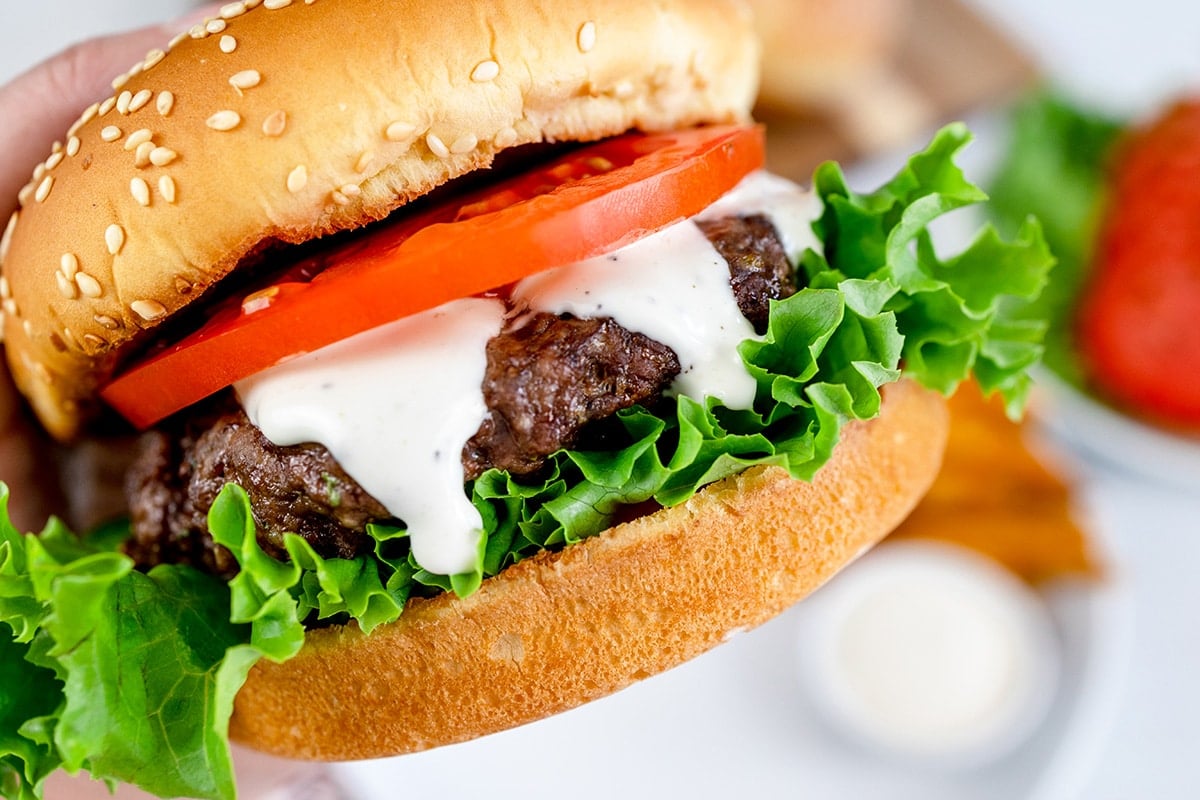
[0,9,227,531]
[1,5,348,798]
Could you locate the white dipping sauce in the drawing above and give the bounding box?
[796,540,1061,766]
[236,171,820,575]
[236,297,505,576]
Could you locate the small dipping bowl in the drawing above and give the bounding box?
[795,539,1062,769]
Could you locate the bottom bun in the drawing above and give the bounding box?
[229,378,948,760]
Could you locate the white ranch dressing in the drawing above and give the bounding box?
[236,297,505,576]
[236,171,820,576]
[512,219,760,410]
[697,170,824,262]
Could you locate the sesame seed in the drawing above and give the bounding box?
[190,24,208,39]
[385,121,415,142]
[174,276,194,294]
[206,18,228,34]
[169,31,189,49]
[79,101,100,127]
[0,215,14,265]
[34,176,54,203]
[330,190,350,206]
[111,72,131,91]
[355,151,374,173]
[124,128,153,150]
[100,125,122,142]
[0,275,8,299]
[339,183,361,197]
[426,133,450,158]
[32,163,46,182]
[95,314,120,330]
[220,35,237,54]
[60,253,79,279]
[130,177,151,206]
[51,140,63,154]
[286,165,308,193]
[83,333,107,349]
[75,273,103,298]
[45,151,64,170]
[244,0,263,7]
[131,299,167,320]
[262,110,287,137]
[471,60,500,82]
[49,332,67,353]
[493,126,517,148]
[450,133,478,154]
[264,0,292,8]
[613,80,635,98]
[56,271,77,299]
[23,320,33,338]
[67,136,81,156]
[230,69,261,91]
[33,362,52,384]
[2,298,15,316]
[159,175,178,203]
[99,96,117,116]
[134,141,155,168]
[206,110,241,131]
[116,90,133,115]
[220,3,246,20]
[143,49,166,70]
[105,224,126,255]
[157,91,175,116]
[149,146,178,167]
[17,183,34,208]
[577,21,597,53]
[128,89,153,113]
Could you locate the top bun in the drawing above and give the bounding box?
[0,0,760,441]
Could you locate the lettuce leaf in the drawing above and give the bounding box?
[987,90,1125,385]
[0,123,1052,800]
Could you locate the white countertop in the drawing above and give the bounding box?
[2,2,1199,798]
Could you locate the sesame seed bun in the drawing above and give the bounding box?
[0,0,760,441]
[229,377,947,760]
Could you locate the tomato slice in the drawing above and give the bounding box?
[101,124,765,429]
[1077,102,1200,426]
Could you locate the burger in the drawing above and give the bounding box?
[0,1,1051,798]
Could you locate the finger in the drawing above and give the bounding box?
[0,363,64,532]
[0,4,223,217]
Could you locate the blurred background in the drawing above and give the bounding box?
[3,1,1200,798]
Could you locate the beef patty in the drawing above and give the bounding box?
[124,214,796,575]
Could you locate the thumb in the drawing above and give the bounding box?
[0,4,222,214]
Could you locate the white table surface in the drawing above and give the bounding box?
[2,2,1199,799]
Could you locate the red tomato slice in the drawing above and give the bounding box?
[101,124,765,429]
[1077,102,1200,427]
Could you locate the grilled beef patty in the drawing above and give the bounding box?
[124,215,797,574]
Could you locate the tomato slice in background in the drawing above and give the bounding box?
[1077,102,1200,427]
[101,124,766,429]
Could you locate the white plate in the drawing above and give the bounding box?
[1031,370,1200,493]
[331,513,1129,800]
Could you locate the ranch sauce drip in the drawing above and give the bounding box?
[236,297,505,576]
[513,221,759,409]
[236,171,819,576]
